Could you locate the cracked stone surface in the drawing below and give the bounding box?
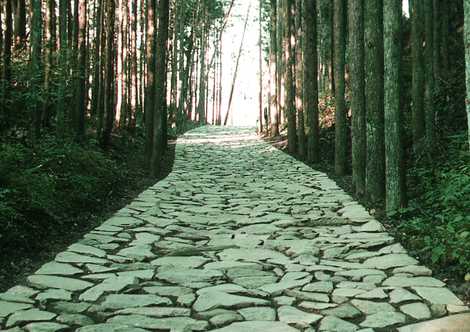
[0,127,468,331]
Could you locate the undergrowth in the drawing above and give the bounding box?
[388,133,470,279]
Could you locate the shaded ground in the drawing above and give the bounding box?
[0,135,177,293]
[0,126,468,331]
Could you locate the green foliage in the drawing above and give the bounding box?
[390,133,470,276]
[0,134,145,252]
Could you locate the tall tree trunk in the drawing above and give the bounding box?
[92,0,104,120]
[31,0,42,138]
[258,0,264,134]
[2,0,12,110]
[102,0,115,147]
[411,0,425,149]
[349,0,366,196]
[75,0,87,140]
[269,0,279,136]
[424,0,435,149]
[284,0,296,154]
[43,0,56,128]
[13,0,26,49]
[384,0,406,213]
[295,0,305,158]
[364,0,385,203]
[334,0,347,176]
[145,0,156,164]
[319,0,332,95]
[465,0,470,150]
[303,0,319,163]
[197,4,207,124]
[150,0,170,176]
[57,0,68,137]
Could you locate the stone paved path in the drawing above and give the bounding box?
[1,127,469,332]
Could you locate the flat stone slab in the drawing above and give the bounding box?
[0,127,465,331]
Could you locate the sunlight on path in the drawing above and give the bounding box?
[0,127,468,331]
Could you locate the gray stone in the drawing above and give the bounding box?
[319,316,359,332]
[68,244,107,257]
[211,321,298,332]
[351,299,395,314]
[210,312,243,327]
[302,281,334,293]
[397,313,470,332]
[107,315,209,331]
[363,254,418,269]
[24,322,69,332]
[79,276,137,301]
[116,307,191,317]
[322,303,362,319]
[278,305,323,328]
[55,252,108,264]
[100,294,172,310]
[36,262,83,276]
[77,324,148,332]
[400,302,431,320]
[151,256,209,268]
[57,314,95,326]
[36,289,72,302]
[27,275,93,291]
[412,286,464,305]
[0,301,32,318]
[360,311,406,328]
[258,276,312,296]
[238,307,276,321]
[6,309,57,327]
[390,288,421,304]
[193,291,269,312]
[383,276,445,287]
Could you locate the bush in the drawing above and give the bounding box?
[0,136,128,251]
[390,133,470,277]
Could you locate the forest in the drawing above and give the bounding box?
[0,0,469,304]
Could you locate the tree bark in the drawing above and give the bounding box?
[424,0,435,149]
[302,0,319,163]
[145,0,156,164]
[465,0,470,150]
[150,0,170,176]
[349,0,366,196]
[284,0,296,154]
[334,0,347,176]
[31,0,42,138]
[365,0,385,203]
[384,0,406,213]
[411,0,425,148]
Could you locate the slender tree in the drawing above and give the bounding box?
[465,0,470,150]
[150,0,170,176]
[145,0,156,163]
[295,0,305,158]
[101,0,115,147]
[302,0,319,163]
[269,0,279,136]
[364,0,385,203]
[424,0,435,148]
[349,0,366,196]
[384,0,406,213]
[75,0,87,140]
[334,0,347,176]
[411,0,425,148]
[31,0,42,138]
[56,0,68,137]
[284,0,297,154]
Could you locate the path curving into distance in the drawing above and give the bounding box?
[0,126,469,332]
